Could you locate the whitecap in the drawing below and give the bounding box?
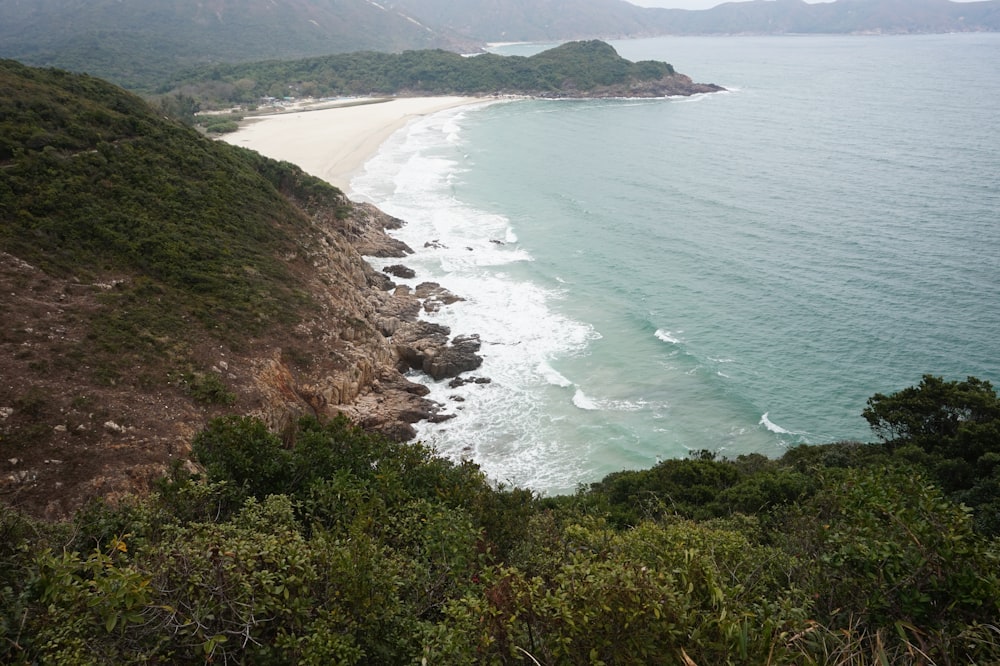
[573,389,599,411]
[759,412,792,435]
[537,361,573,387]
[603,399,656,412]
[352,104,599,494]
[654,329,682,344]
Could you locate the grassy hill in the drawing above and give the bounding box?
[0,59,409,517]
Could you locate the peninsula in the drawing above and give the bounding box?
[167,40,725,111]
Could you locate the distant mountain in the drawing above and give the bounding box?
[386,0,1000,40]
[382,0,656,42]
[1,0,998,90]
[0,0,478,89]
[639,0,1000,36]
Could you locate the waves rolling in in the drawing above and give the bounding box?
[351,34,1000,494]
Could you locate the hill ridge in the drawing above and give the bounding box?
[0,60,474,518]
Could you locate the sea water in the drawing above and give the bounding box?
[350,34,1000,495]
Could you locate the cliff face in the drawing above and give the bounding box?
[0,61,480,518]
[0,183,483,520]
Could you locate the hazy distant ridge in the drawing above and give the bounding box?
[1,0,997,89]
[386,0,1000,40]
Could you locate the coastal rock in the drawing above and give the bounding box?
[539,72,725,99]
[393,323,484,381]
[348,203,414,257]
[425,334,484,381]
[349,369,438,441]
[368,271,395,292]
[448,376,493,389]
[393,321,451,370]
[415,282,464,313]
[384,264,416,279]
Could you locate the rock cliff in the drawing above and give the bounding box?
[1,192,482,519]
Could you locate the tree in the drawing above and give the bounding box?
[863,374,1000,461]
[863,375,1000,535]
[157,93,200,125]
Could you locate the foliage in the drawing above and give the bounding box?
[182,371,236,405]
[157,92,199,125]
[202,118,240,134]
[428,515,809,665]
[864,374,1000,534]
[1,398,999,663]
[583,451,814,527]
[864,375,1000,455]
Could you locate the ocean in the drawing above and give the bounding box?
[349,33,1000,496]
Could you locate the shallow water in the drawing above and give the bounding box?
[350,34,1000,495]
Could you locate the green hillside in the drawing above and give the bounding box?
[0,59,381,518]
[1,60,999,666]
[0,59,334,359]
[0,0,476,90]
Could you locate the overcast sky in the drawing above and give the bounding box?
[629,0,978,9]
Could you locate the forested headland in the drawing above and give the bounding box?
[164,40,722,114]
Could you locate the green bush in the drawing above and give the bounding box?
[5,380,1000,664]
[776,465,1000,662]
[183,371,236,405]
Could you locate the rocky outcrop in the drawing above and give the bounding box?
[541,72,725,98]
[343,202,413,257]
[384,264,416,279]
[415,282,465,313]
[0,179,481,518]
[247,194,482,441]
[393,322,484,381]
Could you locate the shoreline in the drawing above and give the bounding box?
[221,96,481,192]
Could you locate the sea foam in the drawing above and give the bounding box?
[759,412,792,435]
[655,329,682,344]
[352,105,596,493]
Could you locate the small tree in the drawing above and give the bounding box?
[863,374,1000,461]
[863,375,1000,535]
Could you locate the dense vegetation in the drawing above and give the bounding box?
[1,376,998,664]
[0,58,351,383]
[164,41,679,108]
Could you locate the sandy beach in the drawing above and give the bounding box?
[221,97,479,192]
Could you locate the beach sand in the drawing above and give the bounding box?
[221,97,479,192]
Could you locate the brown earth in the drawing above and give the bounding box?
[0,198,481,520]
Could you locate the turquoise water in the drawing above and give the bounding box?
[351,34,1000,495]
